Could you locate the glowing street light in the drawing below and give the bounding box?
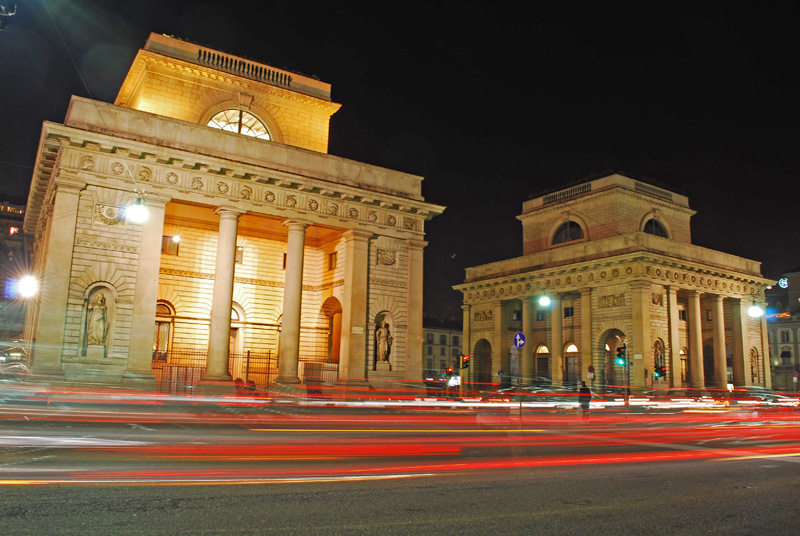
[538,295,551,307]
[18,275,38,298]
[125,197,149,224]
[748,304,764,318]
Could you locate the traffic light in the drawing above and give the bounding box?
[653,366,662,378]
[446,367,454,376]
[615,345,626,366]
[660,365,667,379]
[460,354,470,369]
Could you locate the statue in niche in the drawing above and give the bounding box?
[86,294,108,345]
[376,322,393,362]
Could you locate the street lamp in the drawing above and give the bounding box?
[17,275,38,298]
[125,196,149,224]
[538,295,551,307]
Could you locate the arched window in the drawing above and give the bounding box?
[552,221,584,245]
[565,343,578,353]
[153,302,174,361]
[643,219,669,238]
[207,109,271,140]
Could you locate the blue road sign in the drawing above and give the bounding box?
[513,332,526,348]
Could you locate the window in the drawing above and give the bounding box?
[161,235,179,255]
[8,226,18,236]
[564,306,575,318]
[451,348,460,357]
[566,344,578,353]
[678,309,687,321]
[426,359,433,372]
[426,333,434,344]
[207,109,270,140]
[781,330,791,343]
[512,310,522,321]
[235,246,244,264]
[440,360,447,370]
[440,347,446,356]
[282,253,287,270]
[328,252,337,271]
[706,310,712,321]
[427,346,432,355]
[452,336,459,347]
[536,311,545,322]
[643,219,669,238]
[153,302,173,361]
[439,334,447,345]
[552,221,584,245]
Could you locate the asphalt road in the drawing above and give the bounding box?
[0,390,799,534]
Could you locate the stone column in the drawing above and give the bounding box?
[405,239,427,381]
[550,295,563,384]
[203,207,244,382]
[123,194,170,387]
[580,288,593,386]
[730,298,747,387]
[276,219,311,384]
[462,304,471,385]
[688,291,705,389]
[666,286,681,388]
[30,178,85,376]
[711,295,728,389]
[521,296,534,385]
[630,281,651,388]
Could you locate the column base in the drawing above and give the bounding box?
[275,375,301,384]
[193,379,237,395]
[121,371,157,390]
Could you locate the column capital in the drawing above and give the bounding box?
[406,238,428,251]
[137,192,172,208]
[53,175,87,193]
[216,206,247,218]
[282,217,312,230]
[343,228,374,242]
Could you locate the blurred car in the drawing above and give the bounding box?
[0,343,27,363]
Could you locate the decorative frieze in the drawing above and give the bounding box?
[93,204,125,226]
[599,294,626,308]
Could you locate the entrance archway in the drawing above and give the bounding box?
[473,339,492,389]
[597,329,626,392]
[321,297,342,364]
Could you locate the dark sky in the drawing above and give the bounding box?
[2,1,799,319]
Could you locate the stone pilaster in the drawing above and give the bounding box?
[550,294,563,384]
[124,194,170,387]
[335,229,372,386]
[405,239,426,381]
[522,296,534,385]
[580,288,592,386]
[666,286,681,388]
[30,178,85,376]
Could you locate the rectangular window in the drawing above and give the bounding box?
[440,347,446,356]
[678,310,687,321]
[706,310,712,321]
[427,346,432,356]
[440,360,447,370]
[781,331,791,343]
[452,336,459,347]
[512,310,522,321]
[235,246,244,264]
[328,252,337,271]
[536,311,545,322]
[439,334,447,345]
[426,359,433,372]
[282,253,287,270]
[564,307,575,318]
[161,236,179,255]
[426,333,434,344]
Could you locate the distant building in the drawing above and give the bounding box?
[422,318,463,377]
[0,197,28,343]
[765,269,800,391]
[23,34,443,388]
[455,174,773,392]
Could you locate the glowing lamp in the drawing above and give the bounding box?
[538,296,551,307]
[125,197,149,224]
[18,276,38,298]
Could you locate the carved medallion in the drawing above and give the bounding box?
[368,211,377,222]
[137,167,152,181]
[328,203,338,215]
[308,199,318,211]
[264,191,276,203]
[286,195,297,208]
[348,207,359,218]
[240,186,252,200]
[94,204,124,226]
[387,214,396,226]
[217,182,229,194]
[79,155,94,171]
[166,172,179,184]
[191,177,204,190]
[377,249,396,266]
[111,162,124,175]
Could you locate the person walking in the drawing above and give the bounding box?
[578,381,592,419]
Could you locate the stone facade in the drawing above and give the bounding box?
[765,270,800,391]
[23,34,443,388]
[455,174,772,392]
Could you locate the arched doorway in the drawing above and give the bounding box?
[598,329,626,392]
[535,345,550,382]
[321,297,342,364]
[473,339,492,389]
[564,342,580,385]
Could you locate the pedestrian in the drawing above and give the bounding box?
[578,381,591,418]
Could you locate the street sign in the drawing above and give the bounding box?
[588,365,594,373]
[513,332,526,348]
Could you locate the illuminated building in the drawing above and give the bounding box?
[765,270,800,390]
[422,318,463,376]
[23,34,443,388]
[454,174,772,391]
[0,197,28,343]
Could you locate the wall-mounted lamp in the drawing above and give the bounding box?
[125,196,149,224]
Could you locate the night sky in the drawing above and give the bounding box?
[2,1,799,319]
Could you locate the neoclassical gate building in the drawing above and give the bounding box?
[455,174,772,392]
[23,34,443,388]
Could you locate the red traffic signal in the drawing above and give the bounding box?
[460,354,470,369]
